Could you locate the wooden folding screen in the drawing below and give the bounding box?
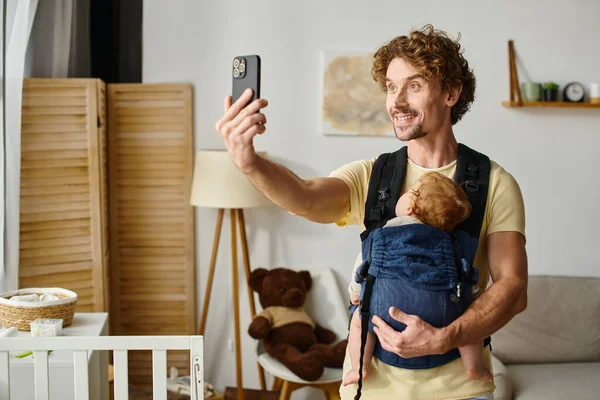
[19,78,110,312]
[107,84,195,386]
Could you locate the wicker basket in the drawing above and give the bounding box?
[0,288,77,331]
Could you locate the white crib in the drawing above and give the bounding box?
[0,335,204,400]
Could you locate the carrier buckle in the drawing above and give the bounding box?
[465,181,479,193]
[377,187,390,201]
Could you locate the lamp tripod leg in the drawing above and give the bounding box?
[231,209,244,400]
[237,209,267,390]
[198,208,224,335]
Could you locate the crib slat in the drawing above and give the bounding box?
[152,349,167,400]
[73,350,89,399]
[113,350,129,400]
[0,351,10,400]
[33,351,49,400]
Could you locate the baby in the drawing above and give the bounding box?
[343,172,493,386]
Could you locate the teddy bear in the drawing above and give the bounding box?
[248,267,348,381]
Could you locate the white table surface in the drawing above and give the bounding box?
[4,312,109,400]
[8,312,108,366]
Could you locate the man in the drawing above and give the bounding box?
[215,25,527,400]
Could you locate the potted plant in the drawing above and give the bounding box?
[543,82,559,101]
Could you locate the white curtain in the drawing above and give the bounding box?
[24,0,89,78]
[1,0,88,292]
[1,0,39,293]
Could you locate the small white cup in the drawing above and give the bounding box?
[590,83,600,103]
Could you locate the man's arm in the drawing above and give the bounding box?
[440,231,528,350]
[215,89,350,224]
[246,156,350,224]
[372,231,528,357]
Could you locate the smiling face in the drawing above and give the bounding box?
[385,57,460,142]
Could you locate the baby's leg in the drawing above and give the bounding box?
[343,309,375,386]
[458,341,493,382]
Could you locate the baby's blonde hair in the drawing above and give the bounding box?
[410,172,472,232]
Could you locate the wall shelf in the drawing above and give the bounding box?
[502,101,600,109]
[504,40,600,110]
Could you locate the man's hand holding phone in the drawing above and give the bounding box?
[215,89,268,174]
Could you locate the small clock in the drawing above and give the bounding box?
[563,82,585,102]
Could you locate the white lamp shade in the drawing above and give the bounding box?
[190,150,271,209]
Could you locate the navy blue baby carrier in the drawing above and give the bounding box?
[353,143,491,399]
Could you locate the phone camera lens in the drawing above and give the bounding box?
[233,68,240,78]
[238,63,245,73]
[233,59,240,68]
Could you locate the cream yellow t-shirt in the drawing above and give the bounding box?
[329,155,526,400]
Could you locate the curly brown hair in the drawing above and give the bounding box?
[372,24,475,125]
[410,172,472,232]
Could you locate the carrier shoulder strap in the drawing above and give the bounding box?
[361,147,407,241]
[454,143,491,239]
[453,143,493,350]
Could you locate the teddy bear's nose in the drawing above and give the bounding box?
[282,288,305,307]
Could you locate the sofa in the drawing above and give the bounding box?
[489,275,600,399]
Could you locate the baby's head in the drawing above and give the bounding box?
[395,172,472,231]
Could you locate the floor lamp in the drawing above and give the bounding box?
[190,150,271,400]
